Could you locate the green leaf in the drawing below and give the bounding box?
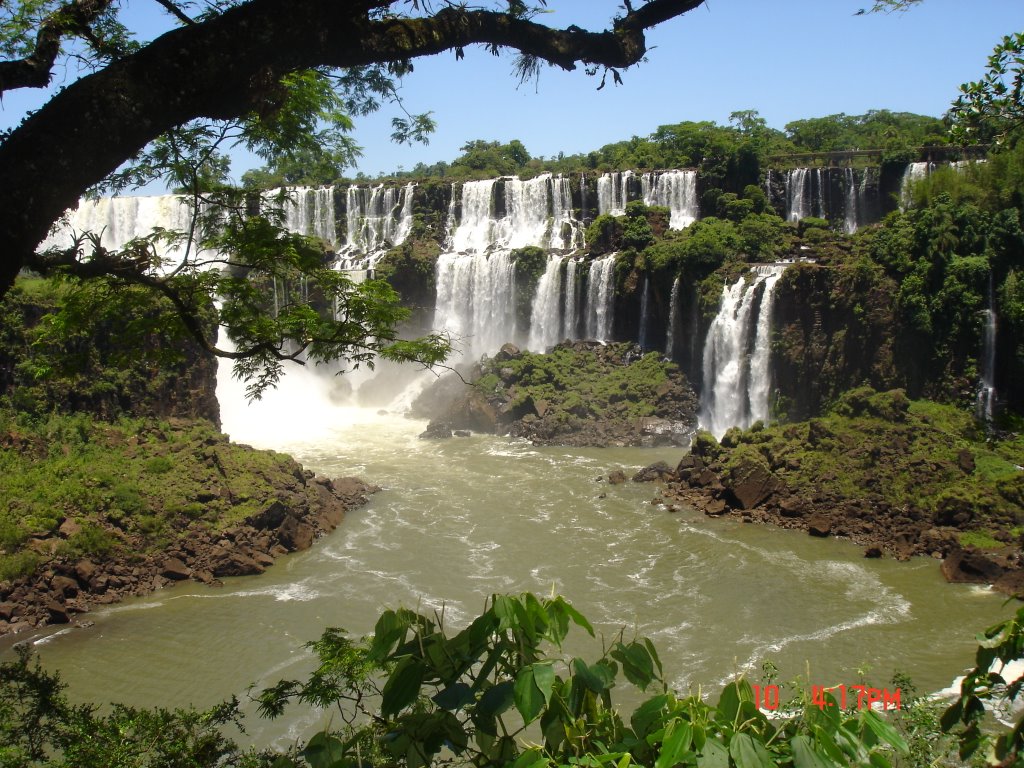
[696,737,729,768]
[533,662,555,705]
[655,719,693,768]
[790,735,833,768]
[478,680,515,718]
[729,733,773,768]
[515,666,546,723]
[432,681,474,712]
[574,657,610,694]
[302,732,348,768]
[381,656,424,717]
[860,709,908,754]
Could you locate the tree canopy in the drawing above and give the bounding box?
[0,0,707,392]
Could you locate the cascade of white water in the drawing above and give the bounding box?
[433,250,516,360]
[277,186,336,245]
[843,168,859,234]
[700,264,787,438]
[40,194,199,268]
[451,179,498,253]
[562,258,582,341]
[527,255,564,351]
[638,276,651,349]
[786,169,810,222]
[814,168,827,219]
[977,273,998,421]
[344,183,414,263]
[584,254,617,341]
[900,162,933,209]
[642,170,699,229]
[597,171,633,216]
[550,174,582,250]
[666,276,681,357]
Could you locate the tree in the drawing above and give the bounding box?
[0,0,707,393]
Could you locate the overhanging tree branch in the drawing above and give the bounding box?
[0,0,706,297]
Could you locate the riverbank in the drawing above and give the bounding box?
[0,413,377,635]
[642,387,1024,596]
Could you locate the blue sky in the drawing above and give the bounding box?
[3,0,1022,183]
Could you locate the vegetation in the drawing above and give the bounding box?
[0,409,316,580]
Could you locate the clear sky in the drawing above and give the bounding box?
[3,0,1022,184]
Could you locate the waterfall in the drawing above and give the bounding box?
[814,168,827,220]
[785,169,810,222]
[584,254,617,341]
[39,194,199,269]
[550,174,582,250]
[642,170,699,229]
[843,168,859,234]
[700,264,787,438]
[665,276,681,358]
[432,250,516,360]
[342,183,414,267]
[900,162,932,209]
[274,186,336,246]
[977,274,998,421]
[562,257,582,341]
[597,171,633,217]
[527,256,564,351]
[638,276,651,349]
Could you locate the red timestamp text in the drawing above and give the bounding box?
[750,684,902,711]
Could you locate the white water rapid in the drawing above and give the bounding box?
[342,183,414,268]
[700,264,787,438]
[584,254,617,341]
[527,255,565,352]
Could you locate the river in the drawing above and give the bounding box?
[7,362,1014,749]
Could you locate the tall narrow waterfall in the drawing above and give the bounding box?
[665,276,681,358]
[977,274,998,421]
[343,183,414,267]
[843,168,859,234]
[527,256,564,351]
[563,258,582,341]
[641,170,699,229]
[597,171,633,217]
[785,169,810,222]
[700,264,787,438]
[638,276,651,349]
[584,254,617,341]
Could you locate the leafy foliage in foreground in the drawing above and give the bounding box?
[258,593,909,768]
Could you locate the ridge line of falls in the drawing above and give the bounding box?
[584,253,617,341]
[699,264,787,439]
[977,273,998,421]
[273,186,336,248]
[527,255,565,352]
[340,182,415,270]
[665,276,681,358]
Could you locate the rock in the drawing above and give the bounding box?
[58,519,82,538]
[278,514,315,551]
[454,430,471,437]
[958,449,976,474]
[211,552,265,578]
[494,343,521,361]
[0,602,14,621]
[50,575,79,597]
[863,546,883,559]
[419,421,453,439]
[778,496,805,518]
[607,470,627,485]
[807,514,832,537]
[632,462,674,483]
[74,559,98,584]
[705,499,728,516]
[160,557,191,581]
[941,548,1005,584]
[534,399,550,419]
[246,499,289,531]
[46,599,70,624]
[994,570,1024,599]
[725,457,783,510]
